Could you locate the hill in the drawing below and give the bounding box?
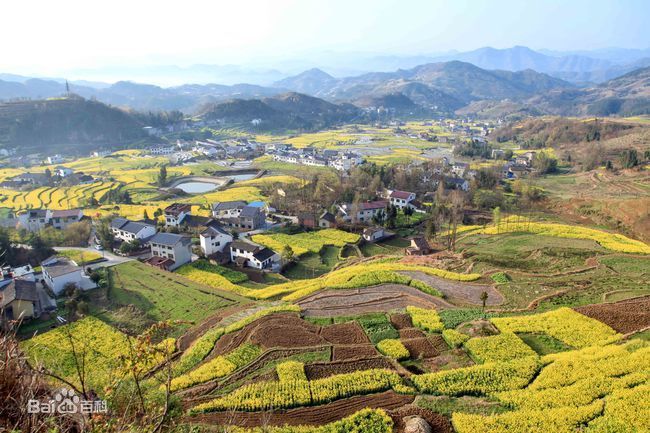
[197,92,361,131]
[0,96,149,152]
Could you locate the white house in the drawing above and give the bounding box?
[338,200,388,224]
[212,201,246,219]
[18,209,51,231]
[47,155,63,165]
[362,226,386,242]
[54,166,74,177]
[148,233,192,271]
[230,240,279,271]
[148,145,175,155]
[50,209,83,230]
[200,223,233,256]
[388,190,416,209]
[41,256,96,295]
[164,203,191,227]
[110,218,156,242]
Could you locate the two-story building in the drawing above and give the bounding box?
[200,222,233,256]
[147,233,192,271]
[110,217,157,242]
[18,209,52,231]
[41,256,95,295]
[212,201,246,219]
[50,209,83,230]
[338,200,388,224]
[164,203,192,227]
[388,190,416,209]
[229,240,279,270]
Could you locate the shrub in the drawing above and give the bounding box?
[442,329,470,348]
[464,332,537,363]
[407,306,444,333]
[490,272,509,284]
[377,339,410,360]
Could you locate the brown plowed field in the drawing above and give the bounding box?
[320,322,369,345]
[305,357,394,380]
[332,344,379,360]
[298,284,453,317]
[213,313,325,355]
[428,335,450,353]
[575,296,650,334]
[186,391,414,427]
[399,271,504,306]
[399,328,426,339]
[389,405,453,433]
[403,337,440,359]
[391,313,413,329]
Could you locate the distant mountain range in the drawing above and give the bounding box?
[0,52,649,148]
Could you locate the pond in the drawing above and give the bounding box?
[175,181,219,193]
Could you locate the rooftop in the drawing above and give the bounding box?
[42,257,80,278]
[0,279,38,306]
[240,205,263,218]
[164,203,192,216]
[150,232,191,247]
[51,209,82,218]
[390,190,414,200]
[212,201,246,211]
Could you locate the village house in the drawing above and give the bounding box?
[47,155,64,165]
[405,236,432,255]
[50,209,83,230]
[41,256,96,295]
[362,226,387,242]
[200,222,233,256]
[18,209,51,231]
[0,279,41,320]
[164,203,192,227]
[319,211,337,228]
[229,240,280,271]
[54,166,74,177]
[338,200,388,224]
[147,233,192,271]
[212,201,246,219]
[148,144,175,155]
[450,162,469,177]
[238,205,266,230]
[388,190,417,209]
[110,217,156,242]
[445,177,470,192]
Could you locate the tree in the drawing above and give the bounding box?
[143,209,150,220]
[425,217,437,241]
[403,206,414,224]
[96,220,115,250]
[492,207,501,233]
[157,165,168,186]
[605,160,613,170]
[480,291,489,311]
[620,149,639,169]
[533,151,558,174]
[281,245,295,263]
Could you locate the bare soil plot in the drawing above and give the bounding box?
[428,335,450,353]
[391,313,413,329]
[389,405,453,433]
[298,284,453,317]
[305,357,394,380]
[186,391,414,427]
[575,296,650,334]
[399,328,426,339]
[332,344,379,361]
[402,338,440,359]
[213,313,324,355]
[399,271,504,306]
[320,322,369,345]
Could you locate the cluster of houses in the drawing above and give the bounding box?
[0,254,98,322]
[147,139,263,163]
[107,200,279,273]
[266,144,365,172]
[0,166,94,190]
[2,208,86,232]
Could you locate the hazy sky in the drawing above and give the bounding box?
[3,0,649,75]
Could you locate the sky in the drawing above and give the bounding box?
[2,0,649,77]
